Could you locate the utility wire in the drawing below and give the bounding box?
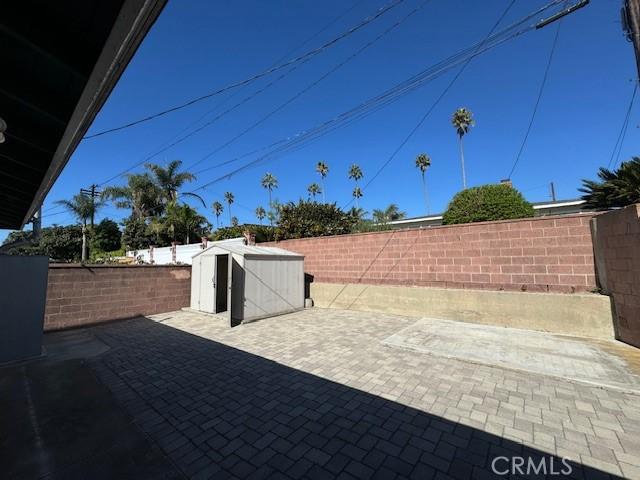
[82,0,404,139]
[342,0,517,208]
[189,0,434,173]
[192,0,564,191]
[507,12,563,179]
[93,0,379,186]
[608,81,638,169]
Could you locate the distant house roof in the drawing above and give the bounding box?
[0,0,167,229]
[386,198,587,229]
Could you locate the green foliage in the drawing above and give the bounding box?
[276,200,358,240]
[3,225,83,262]
[372,204,406,224]
[91,218,121,252]
[451,107,474,137]
[121,216,154,250]
[211,224,274,242]
[442,184,534,225]
[580,157,640,210]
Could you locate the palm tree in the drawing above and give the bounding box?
[451,107,474,189]
[165,203,206,244]
[415,153,432,213]
[103,173,162,219]
[212,201,224,228]
[348,164,364,208]
[255,206,266,225]
[352,186,363,207]
[261,173,278,223]
[224,192,234,224]
[307,183,322,200]
[580,157,640,209]
[316,161,329,202]
[55,194,104,262]
[231,216,239,227]
[145,160,203,206]
[373,203,407,224]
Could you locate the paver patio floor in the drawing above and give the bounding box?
[6,308,640,479]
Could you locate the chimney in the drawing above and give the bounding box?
[500,179,513,187]
[243,230,256,246]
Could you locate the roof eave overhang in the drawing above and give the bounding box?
[20,0,167,228]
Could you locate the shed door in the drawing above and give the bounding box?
[214,254,229,313]
[199,256,215,313]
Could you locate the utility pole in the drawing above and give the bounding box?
[549,182,557,202]
[623,0,640,80]
[80,184,101,227]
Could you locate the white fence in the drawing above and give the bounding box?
[127,238,244,265]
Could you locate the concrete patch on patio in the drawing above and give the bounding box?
[383,318,640,393]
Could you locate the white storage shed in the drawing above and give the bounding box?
[190,243,305,326]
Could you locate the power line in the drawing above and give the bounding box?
[343,0,518,208]
[192,0,565,192]
[608,81,638,169]
[507,11,564,179]
[188,0,434,173]
[82,0,405,140]
[93,0,388,186]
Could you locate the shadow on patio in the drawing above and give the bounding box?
[2,316,623,479]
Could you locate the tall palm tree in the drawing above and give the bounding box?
[212,201,224,228]
[255,206,266,224]
[261,173,278,224]
[224,192,234,224]
[352,186,363,208]
[145,160,203,206]
[451,107,474,189]
[307,183,322,201]
[316,161,329,202]
[348,164,364,208]
[415,153,432,213]
[103,173,162,219]
[55,194,104,262]
[231,216,239,227]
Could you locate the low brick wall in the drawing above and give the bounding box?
[592,204,640,348]
[264,213,598,293]
[45,264,191,331]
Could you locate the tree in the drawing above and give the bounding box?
[580,157,640,210]
[103,173,163,219]
[415,153,432,213]
[55,194,104,262]
[92,218,121,252]
[165,203,208,244]
[231,216,239,227]
[277,200,358,240]
[145,160,203,206]
[3,225,83,262]
[261,173,278,224]
[352,186,363,207]
[224,192,234,224]
[122,216,153,250]
[443,184,533,225]
[255,206,266,224]
[316,161,329,202]
[348,164,363,208]
[451,107,474,189]
[212,201,224,228]
[372,204,407,224]
[307,183,322,200]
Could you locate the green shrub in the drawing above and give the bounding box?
[276,200,358,240]
[442,184,534,225]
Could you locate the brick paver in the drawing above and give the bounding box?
[86,309,640,479]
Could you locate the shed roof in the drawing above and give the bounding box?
[194,243,304,259]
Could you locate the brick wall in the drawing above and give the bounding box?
[592,204,640,348]
[45,264,191,331]
[264,214,597,294]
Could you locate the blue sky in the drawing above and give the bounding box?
[5,0,638,241]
